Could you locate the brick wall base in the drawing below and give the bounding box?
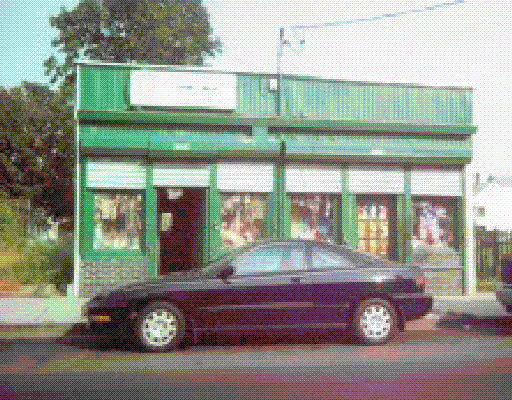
[80,259,150,297]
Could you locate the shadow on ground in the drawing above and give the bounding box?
[56,323,356,352]
[436,311,512,335]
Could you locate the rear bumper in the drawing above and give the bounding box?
[393,292,433,321]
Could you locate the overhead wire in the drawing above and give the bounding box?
[278,0,464,71]
[292,0,464,30]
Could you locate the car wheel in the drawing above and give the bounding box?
[353,298,398,345]
[135,301,185,352]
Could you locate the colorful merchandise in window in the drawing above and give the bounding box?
[412,198,459,267]
[221,194,267,247]
[93,193,142,251]
[291,194,334,242]
[357,200,389,258]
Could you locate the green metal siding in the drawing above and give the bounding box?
[78,63,473,126]
[80,65,130,111]
[279,77,472,124]
[80,125,280,157]
[282,134,471,162]
[237,74,277,116]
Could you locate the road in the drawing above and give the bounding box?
[1,317,512,400]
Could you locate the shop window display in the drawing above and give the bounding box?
[291,194,334,242]
[221,194,267,248]
[93,193,142,251]
[357,200,389,258]
[412,198,460,268]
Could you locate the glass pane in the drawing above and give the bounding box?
[93,193,142,251]
[281,247,306,271]
[412,198,460,268]
[233,247,281,275]
[221,193,267,248]
[357,199,389,258]
[291,194,334,242]
[312,247,354,269]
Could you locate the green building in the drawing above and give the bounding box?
[73,60,476,297]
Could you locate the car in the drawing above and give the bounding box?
[83,239,433,352]
[496,255,512,313]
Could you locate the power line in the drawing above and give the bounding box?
[277,0,465,73]
[292,0,464,30]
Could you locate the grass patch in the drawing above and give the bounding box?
[0,235,73,288]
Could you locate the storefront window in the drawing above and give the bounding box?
[93,193,142,251]
[357,199,390,258]
[291,194,334,242]
[412,198,460,267]
[221,194,267,247]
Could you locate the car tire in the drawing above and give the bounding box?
[135,301,186,352]
[353,298,398,345]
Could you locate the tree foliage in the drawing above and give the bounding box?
[0,83,74,217]
[44,0,222,85]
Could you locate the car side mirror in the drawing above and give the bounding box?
[218,264,234,280]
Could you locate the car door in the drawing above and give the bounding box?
[308,244,360,327]
[212,243,313,329]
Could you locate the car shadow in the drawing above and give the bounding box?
[435,311,512,335]
[56,323,357,352]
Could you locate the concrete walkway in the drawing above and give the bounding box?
[0,297,89,325]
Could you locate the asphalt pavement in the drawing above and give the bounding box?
[1,329,511,400]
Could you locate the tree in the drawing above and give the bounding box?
[44,0,222,87]
[0,83,74,218]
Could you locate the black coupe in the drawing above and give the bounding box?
[83,239,433,351]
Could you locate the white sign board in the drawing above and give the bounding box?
[130,69,237,110]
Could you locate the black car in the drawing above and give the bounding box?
[83,239,433,351]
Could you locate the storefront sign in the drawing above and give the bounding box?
[130,69,237,110]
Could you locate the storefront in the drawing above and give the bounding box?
[74,61,476,296]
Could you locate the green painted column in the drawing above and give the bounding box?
[277,163,292,238]
[332,196,341,245]
[273,163,287,238]
[145,163,157,277]
[341,168,357,248]
[403,167,412,264]
[208,164,222,261]
[80,159,91,257]
[396,195,405,263]
[460,169,467,293]
[252,125,267,139]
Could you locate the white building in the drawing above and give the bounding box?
[474,175,512,231]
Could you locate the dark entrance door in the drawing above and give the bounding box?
[157,187,205,275]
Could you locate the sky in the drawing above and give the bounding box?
[1,0,510,178]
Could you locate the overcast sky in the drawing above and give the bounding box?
[1,0,510,178]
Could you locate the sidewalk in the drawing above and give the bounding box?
[0,294,504,325]
[0,297,89,325]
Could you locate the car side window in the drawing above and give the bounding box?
[232,245,305,275]
[311,246,355,270]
